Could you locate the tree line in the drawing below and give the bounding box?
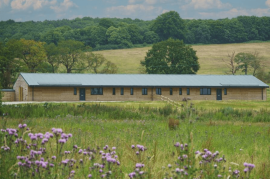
[0,39,117,88]
[1,12,270,50]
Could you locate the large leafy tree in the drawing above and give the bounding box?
[83,53,118,74]
[19,39,47,73]
[235,52,255,75]
[0,40,26,88]
[57,40,86,73]
[151,11,186,41]
[141,38,199,74]
[44,43,59,73]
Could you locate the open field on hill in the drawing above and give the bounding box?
[94,42,270,74]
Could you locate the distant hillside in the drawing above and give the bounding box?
[94,42,270,75]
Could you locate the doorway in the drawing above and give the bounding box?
[79,88,85,101]
[216,89,222,100]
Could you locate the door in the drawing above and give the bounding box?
[216,89,222,100]
[79,88,85,101]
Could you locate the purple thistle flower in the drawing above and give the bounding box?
[139,171,144,175]
[70,170,75,174]
[50,163,54,167]
[128,172,136,178]
[23,124,27,128]
[112,147,116,150]
[58,139,66,143]
[217,174,222,178]
[88,174,92,178]
[174,142,180,147]
[244,168,249,173]
[168,164,172,168]
[99,169,103,173]
[131,145,135,149]
[52,156,56,160]
[73,145,78,149]
[175,168,180,173]
[78,149,83,154]
[18,124,23,128]
[18,162,22,166]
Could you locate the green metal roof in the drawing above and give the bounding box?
[19,73,269,88]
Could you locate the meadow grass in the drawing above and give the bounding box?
[94,42,270,74]
[1,115,270,178]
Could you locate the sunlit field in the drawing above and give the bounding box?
[94,42,270,75]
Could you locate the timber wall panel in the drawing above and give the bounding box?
[24,87,267,101]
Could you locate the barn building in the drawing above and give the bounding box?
[2,73,269,101]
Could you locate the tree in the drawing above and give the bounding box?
[84,53,118,74]
[250,51,262,76]
[44,43,59,73]
[150,11,186,41]
[141,38,199,74]
[0,40,26,88]
[222,51,239,75]
[143,31,160,44]
[106,26,132,47]
[235,52,255,75]
[19,39,47,73]
[57,40,86,73]
[99,18,115,29]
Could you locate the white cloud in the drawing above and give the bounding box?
[198,8,270,19]
[10,0,56,10]
[106,4,162,19]
[182,0,231,10]
[128,0,157,4]
[145,0,157,4]
[50,0,77,13]
[266,0,270,7]
[0,0,9,7]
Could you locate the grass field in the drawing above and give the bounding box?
[94,42,270,74]
[1,114,270,178]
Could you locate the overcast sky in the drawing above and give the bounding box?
[0,0,270,22]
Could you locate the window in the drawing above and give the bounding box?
[179,88,182,95]
[200,88,211,95]
[121,88,124,95]
[91,88,103,95]
[187,88,190,95]
[224,88,227,95]
[74,88,77,95]
[130,88,133,95]
[156,88,161,95]
[112,88,115,95]
[142,88,148,95]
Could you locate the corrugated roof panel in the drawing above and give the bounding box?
[19,73,269,88]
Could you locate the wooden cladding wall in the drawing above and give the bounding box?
[26,87,267,101]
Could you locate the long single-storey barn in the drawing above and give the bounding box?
[8,73,269,101]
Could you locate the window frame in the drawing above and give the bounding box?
[179,88,182,95]
[74,88,77,95]
[91,88,103,95]
[200,88,211,95]
[170,88,173,95]
[112,88,115,95]
[130,88,134,95]
[224,88,227,95]
[156,88,161,95]
[187,88,190,95]
[120,88,124,95]
[142,88,148,95]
